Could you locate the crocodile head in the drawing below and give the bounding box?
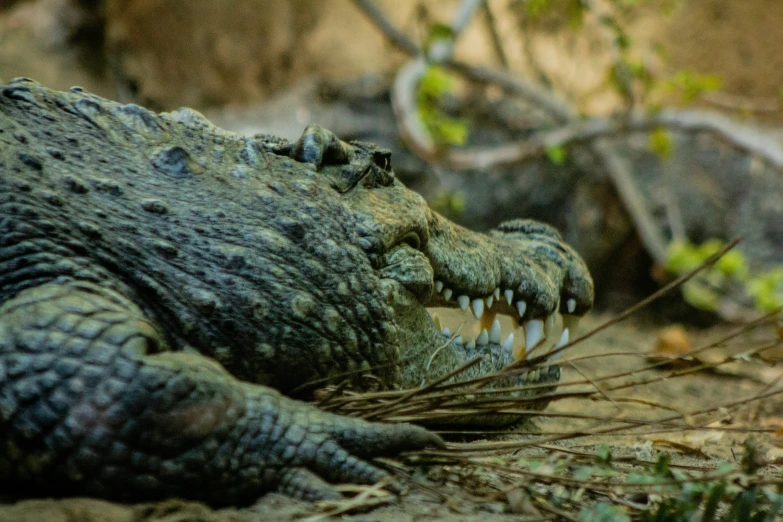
[285,126,594,398]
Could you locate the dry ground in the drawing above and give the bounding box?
[2,311,780,521]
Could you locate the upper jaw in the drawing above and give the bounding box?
[371,205,593,364]
[379,250,586,365]
[399,217,593,362]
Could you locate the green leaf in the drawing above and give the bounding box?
[654,454,671,476]
[702,482,726,522]
[727,487,759,522]
[425,23,453,47]
[579,503,630,522]
[566,0,585,28]
[573,465,596,481]
[667,70,723,102]
[418,66,453,99]
[695,239,724,258]
[430,191,466,216]
[714,250,749,280]
[417,66,470,148]
[525,0,553,19]
[648,128,673,158]
[764,491,783,522]
[682,281,719,311]
[665,240,701,273]
[436,118,468,146]
[595,444,612,466]
[545,145,567,165]
[747,269,783,312]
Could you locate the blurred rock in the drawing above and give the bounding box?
[103,0,409,109]
[0,0,111,95]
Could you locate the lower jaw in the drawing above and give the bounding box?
[412,324,564,429]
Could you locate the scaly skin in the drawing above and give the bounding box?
[0,79,593,504]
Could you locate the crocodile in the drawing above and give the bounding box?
[0,79,593,505]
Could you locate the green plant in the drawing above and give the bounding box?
[430,190,466,217]
[665,240,782,313]
[417,66,469,148]
[665,70,723,103]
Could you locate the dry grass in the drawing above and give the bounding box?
[308,240,783,519]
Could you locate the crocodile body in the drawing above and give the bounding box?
[0,79,593,504]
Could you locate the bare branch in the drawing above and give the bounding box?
[581,0,636,111]
[651,109,783,168]
[481,0,510,69]
[702,90,782,114]
[593,139,670,262]
[445,60,575,122]
[391,58,436,159]
[426,0,484,63]
[351,0,421,57]
[442,109,783,171]
[451,0,484,38]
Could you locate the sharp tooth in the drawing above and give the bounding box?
[512,341,525,360]
[479,310,496,332]
[555,327,570,349]
[505,289,514,305]
[562,314,580,334]
[489,319,502,344]
[545,314,556,338]
[453,335,463,345]
[567,298,576,314]
[442,327,451,337]
[471,298,484,319]
[493,287,500,300]
[477,328,489,345]
[524,320,544,351]
[516,300,527,318]
[465,339,476,350]
[435,280,444,293]
[485,295,494,309]
[501,332,514,353]
[458,295,470,311]
[431,313,442,331]
[443,288,452,301]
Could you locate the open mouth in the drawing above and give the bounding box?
[426,280,580,361]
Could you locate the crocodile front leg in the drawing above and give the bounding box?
[0,281,442,504]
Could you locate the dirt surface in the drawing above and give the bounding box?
[664,0,783,101]
[1,313,779,521]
